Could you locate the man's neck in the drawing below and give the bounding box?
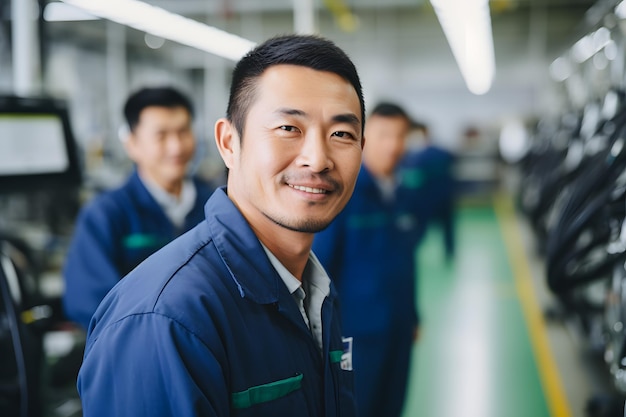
[252,224,313,281]
[165,182,183,198]
[138,170,184,198]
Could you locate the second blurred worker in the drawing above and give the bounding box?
[63,86,215,330]
[313,102,425,417]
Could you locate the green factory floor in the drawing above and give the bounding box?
[401,195,578,417]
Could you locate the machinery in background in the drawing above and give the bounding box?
[516,88,626,417]
[0,95,84,417]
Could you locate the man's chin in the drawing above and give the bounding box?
[268,215,332,234]
[163,169,188,181]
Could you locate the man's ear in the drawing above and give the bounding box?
[122,131,140,163]
[117,124,130,143]
[215,118,239,169]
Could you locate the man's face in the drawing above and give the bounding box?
[218,64,363,234]
[363,114,410,178]
[126,106,195,191]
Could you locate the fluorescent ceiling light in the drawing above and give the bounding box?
[430,0,495,95]
[44,2,100,22]
[60,0,256,61]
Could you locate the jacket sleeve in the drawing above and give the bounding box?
[62,202,123,329]
[78,313,229,417]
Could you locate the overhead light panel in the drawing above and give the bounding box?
[60,0,256,61]
[44,2,99,22]
[430,0,496,95]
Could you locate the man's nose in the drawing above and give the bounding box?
[166,133,190,153]
[296,132,334,173]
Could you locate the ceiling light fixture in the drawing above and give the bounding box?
[429,0,496,95]
[59,0,256,61]
[43,2,100,22]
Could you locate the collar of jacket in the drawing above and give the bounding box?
[128,168,202,211]
[125,170,172,221]
[356,165,387,200]
[358,165,376,188]
[204,187,286,305]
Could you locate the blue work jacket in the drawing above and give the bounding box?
[77,187,356,417]
[313,166,424,336]
[401,145,455,212]
[62,170,214,329]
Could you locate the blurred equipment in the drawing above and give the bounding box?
[0,95,81,193]
[516,87,626,416]
[0,95,84,417]
[0,240,47,417]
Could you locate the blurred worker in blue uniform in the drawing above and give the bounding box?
[77,34,364,416]
[402,121,456,261]
[62,86,215,330]
[313,102,424,417]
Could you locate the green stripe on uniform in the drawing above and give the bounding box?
[329,350,343,364]
[231,373,303,409]
[347,212,388,229]
[122,234,164,249]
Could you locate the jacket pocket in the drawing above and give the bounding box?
[231,373,303,409]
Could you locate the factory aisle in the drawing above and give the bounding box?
[401,195,574,417]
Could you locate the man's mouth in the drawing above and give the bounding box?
[288,184,328,194]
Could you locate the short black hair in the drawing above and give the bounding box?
[370,102,410,120]
[226,34,365,138]
[411,120,429,132]
[123,86,194,132]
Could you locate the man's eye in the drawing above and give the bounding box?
[280,125,299,132]
[332,131,355,139]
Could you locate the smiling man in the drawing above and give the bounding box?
[77,35,365,417]
[63,86,215,331]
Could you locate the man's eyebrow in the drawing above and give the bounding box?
[275,107,306,117]
[333,113,361,129]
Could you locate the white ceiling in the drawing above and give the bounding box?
[38,0,603,63]
[6,0,620,143]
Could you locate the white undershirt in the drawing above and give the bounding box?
[140,174,196,229]
[261,244,330,352]
[374,175,397,202]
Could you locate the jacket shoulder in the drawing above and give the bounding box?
[87,221,225,331]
